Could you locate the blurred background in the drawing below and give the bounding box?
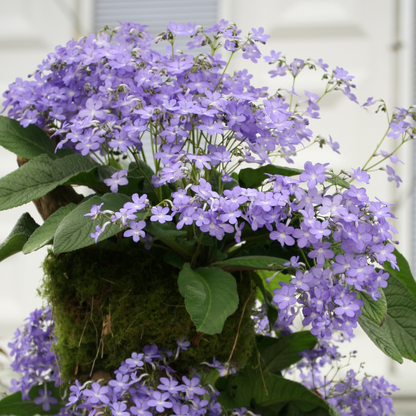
[0,0,414,413]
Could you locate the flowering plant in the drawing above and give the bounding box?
[0,20,415,416]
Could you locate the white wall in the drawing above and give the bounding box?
[0,0,94,361]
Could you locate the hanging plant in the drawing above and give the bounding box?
[0,20,413,416]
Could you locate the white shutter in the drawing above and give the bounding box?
[94,0,218,40]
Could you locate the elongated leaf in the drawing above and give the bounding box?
[145,222,193,260]
[0,153,96,211]
[326,175,350,189]
[255,332,318,374]
[23,204,77,254]
[145,221,186,239]
[359,275,416,363]
[0,115,72,159]
[0,213,39,262]
[217,368,331,415]
[0,382,64,415]
[64,165,114,193]
[358,314,403,363]
[178,263,239,334]
[213,256,287,272]
[356,289,387,326]
[239,165,303,188]
[163,251,186,269]
[383,248,416,302]
[53,193,130,254]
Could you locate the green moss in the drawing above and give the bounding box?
[41,246,255,381]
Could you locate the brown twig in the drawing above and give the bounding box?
[226,273,253,364]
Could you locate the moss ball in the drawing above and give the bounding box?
[41,245,256,381]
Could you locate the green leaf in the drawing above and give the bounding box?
[145,221,186,239]
[0,153,96,211]
[64,165,115,193]
[163,251,186,269]
[0,213,39,262]
[53,193,130,254]
[255,332,318,374]
[213,256,287,272]
[356,289,387,326]
[22,204,77,254]
[145,222,193,260]
[217,368,331,415]
[0,115,72,159]
[0,382,65,415]
[383,248,416,302]
[239,165,303,189]
[178,263,239,334]
[325,174,350,189]
[359,275,416,363]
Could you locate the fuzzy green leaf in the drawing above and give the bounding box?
[255,332,318,374]
[239,165,303,188]
[383,248,416,302]
[0,115,72,159]
[163,251,186,269]
[0,213,39,262]
[213,256,287,272]
[23,204,77,254]
[53,193,130,254]
[217,368,331,415]
[359,275,416,363]
[0,153,96,211]
[178,263,238,334]
[0,382,64,415]
[64,165,116,193]
[356,289,387,326]
[145,222,192,260]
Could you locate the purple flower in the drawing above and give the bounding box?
[270,223,295,246]
[333,67,354,82]
[176,336,191,351]
[158,377,184,394]
[242,43,261,63]
[273,283,297,310]
[350,167,370,184]
[148,391,173,412]
[33,387,58,411]
[251,27,270,44]
[385,165,402,187]
[181,376,206,399]
[84,203,104,220]
[104,169,129,193]
[334,293,364,318]
[82,382,110,404]
[308,242,334,265]
[124,220,146,242]
[150,206,172,224]
[126,352,144,369]
[299,162,328,189]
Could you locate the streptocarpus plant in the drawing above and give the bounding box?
[0,20,415,416]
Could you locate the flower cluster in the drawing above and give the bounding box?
[66,341,229,416]
[295,339,398,416]
[8,307,59,401]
